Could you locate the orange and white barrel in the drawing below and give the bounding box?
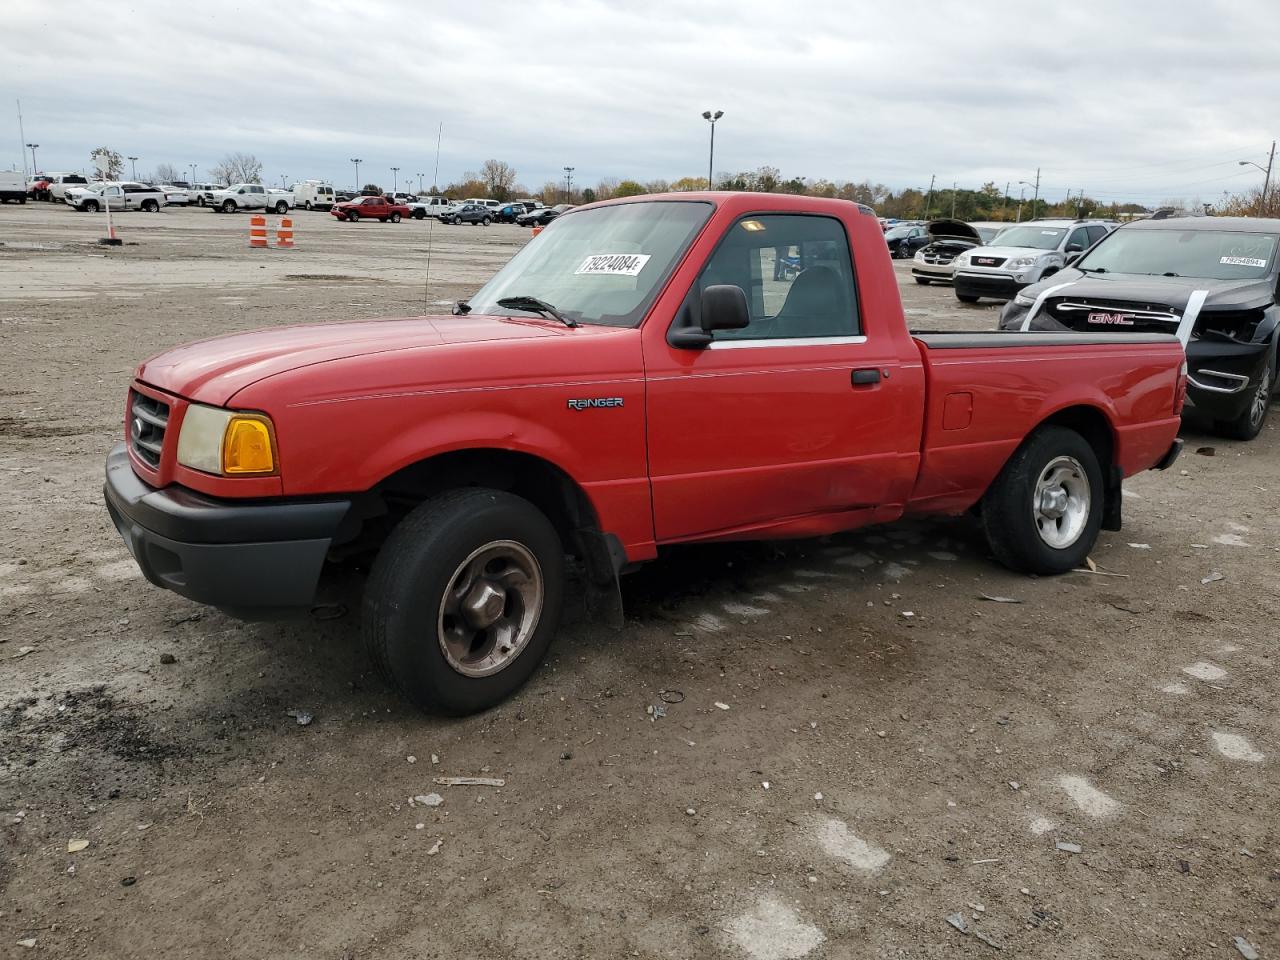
[275,217,294,249]
[249,214,268,249]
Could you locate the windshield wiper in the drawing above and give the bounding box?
[1161,272,1181,277]
[497,295,578,328]
[452,299,471,315]
[1079,266,1107,273]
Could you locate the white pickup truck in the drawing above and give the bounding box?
[406,195,454,219]
[202,183,292,214]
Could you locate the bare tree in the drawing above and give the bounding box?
[210,152,263,185]
[480,159,517,201]
[90,147,124,180]
[154,163,182,183]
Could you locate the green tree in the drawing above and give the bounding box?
[90,147,124,179]
[614,180,646,197]
[580,187,596,204]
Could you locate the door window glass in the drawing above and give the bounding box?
[1066,227,1090,250]
[697,214,860,340]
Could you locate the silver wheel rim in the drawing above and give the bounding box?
[1033,455,1090,549]
[1249,366,1272,428]
[436,540,543,678]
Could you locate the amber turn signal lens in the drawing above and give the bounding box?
[222,417,275,474]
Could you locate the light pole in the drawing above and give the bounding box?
[701,110,722,189]
[417,172,424,193]
[950,181,958,219]
[350,158,362,192]
[563,166,574,202]
[1015,186,1026,222]
[281,173,288,188]
[391,166,400,194]
[1239,140,1275,211]
[26,143,38,173]
[190,163,197,186]
[1018,177,1037,219]
[127,156,138,180]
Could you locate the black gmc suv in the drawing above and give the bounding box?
[999,217,1279,440]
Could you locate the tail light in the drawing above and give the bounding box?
[1174,359,1188,415]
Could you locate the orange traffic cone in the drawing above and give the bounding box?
[275,217,294,249]
[249,214,268,249]
[531,226,543,237]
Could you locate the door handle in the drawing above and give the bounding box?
[851,368,882,386]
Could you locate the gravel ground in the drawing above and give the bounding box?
[1,202,1276,960]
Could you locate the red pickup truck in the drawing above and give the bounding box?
[330,195,411,223]
[105,193,1185,714]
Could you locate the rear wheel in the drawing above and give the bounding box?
[980,426,1103,575]
[274,201,288,214]
[221,199,236,213]
[84,200,99,213]
[304,201,313,211]
[390,212,401,222]
[1214,355,1274,440]
[482,216,492,226]
[141,199,159,212]
[364,489,565,715]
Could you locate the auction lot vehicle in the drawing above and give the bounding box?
[66,181,166,212]
[444,202,493,226]
[104,193,1186,715]
[189,182,224,207]
[884,222,930,259]
[516,203,571,226]
[0,170,25,203]
[48,173,90,202]
[292,180,336,211]
[407,195,452,219]
[1000,216,1280,440]
[954,219,1117,302]
[330,195,411,222]
[912,221,1006,284]
[203,183,291,214]
[158,185,191,206]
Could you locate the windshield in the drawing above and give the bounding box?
[884,225,913,239]
[1077,228,1278,280]
[465,200,713,327]
[977,226,1004,243]
[989,225,1066,249]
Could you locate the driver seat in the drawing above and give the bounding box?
[773,265,850,337]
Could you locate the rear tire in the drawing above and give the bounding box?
[274,201,288,214]
[390,212,401,222]
[304,201,312,211]
[84,200,99,213]
[980,426,1103,575]
[363,489,565,715]
[482,216,492,226]
[1214,355,1274,441]
[141,199,159,212]
[221,199,236,214]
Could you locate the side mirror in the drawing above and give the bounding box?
[1064,242,1085,253]
[668,284,750,349]
[1065,253,1082,266]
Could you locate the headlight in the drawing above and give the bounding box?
[177,403,277,476]
[955,254,971,266]
[913,250,927,262]
[1007,255,1041,270]
[1013,292,1036,306]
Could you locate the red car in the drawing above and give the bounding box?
[330,195,410,223]
[105,192,1185,714]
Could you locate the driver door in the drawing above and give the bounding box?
[643,212,916,541]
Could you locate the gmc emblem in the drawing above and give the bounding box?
[975,257,996,265]
[1086,312,1135,326]
[567,397,624,410]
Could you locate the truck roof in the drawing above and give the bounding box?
[1125,215,1280,233]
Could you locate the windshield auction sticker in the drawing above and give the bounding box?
[576,254,651,277]
[1220,256,1267,267]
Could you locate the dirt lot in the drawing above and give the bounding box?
[1,202,1276,960]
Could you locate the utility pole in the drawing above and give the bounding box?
[1032,167,1041,218]
[923,174,935,220]
[563,166,574,202]
[26,143,39,175]
[1266,141,1276,210]
[1016,186,1026,223]
[16,99,28,179]
[950,181,957,219]
[127,156,138,180]
[999,181,1009,221]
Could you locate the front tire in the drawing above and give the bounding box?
[221,199,236,213]
[980,425,1103,575]
[84,200,100,213]
[482,216,492,226]
[304,201,312,211]
[274,201,288,214]
[956,292,979,303]
[390,212,401,222]
[363,489,565,715]
[1214,355,1274,440]
[348,210,359,222]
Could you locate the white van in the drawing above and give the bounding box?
[292,180,336,211]
[463,197,502,211]
[0,170,25,203]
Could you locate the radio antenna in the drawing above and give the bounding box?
[423,122,443,307]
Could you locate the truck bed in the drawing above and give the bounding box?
[905,331,1184,516]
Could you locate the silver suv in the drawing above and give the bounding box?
[952,219,1118,303]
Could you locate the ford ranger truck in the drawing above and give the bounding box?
[105,193,1186,715]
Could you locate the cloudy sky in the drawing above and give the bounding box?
[4,0,1277,205]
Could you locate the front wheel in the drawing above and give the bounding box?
[1214,356,1274,441]
[84,200,100,213]
[390,212,401,222]
[348,210,359,221]
[482,216,492,226]
[304,201,312,211]
[274,201,288,214]
[980,426,1103,575]
[221,199,236,213]
[364,489,565,715]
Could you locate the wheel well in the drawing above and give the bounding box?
[351,449,615,580]
[1036,405,1121,530]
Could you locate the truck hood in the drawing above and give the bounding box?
[137,313,577,407]
[966,244,1060,260]
[926,219,982,242]
[1021,270,1277,312]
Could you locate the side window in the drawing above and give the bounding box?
[1086,225,1109,246]
[1066,227,1090,250]
[698,214,860,341]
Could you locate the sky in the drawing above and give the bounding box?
[3,0,1278,207]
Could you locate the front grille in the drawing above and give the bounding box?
[922,250,958,265]
[970,255,1006,267]
[1045,299,1181,335]
[129,391,169,468]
